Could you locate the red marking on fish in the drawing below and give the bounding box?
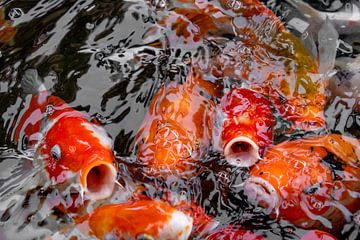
[215,88,274,167]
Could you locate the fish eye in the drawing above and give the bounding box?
[50,144,61,160]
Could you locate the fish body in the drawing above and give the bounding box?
[77,200,193,240]
[243,134,360,231]
[14,69,117,202]
[214,88,274,167]
[159,0,326,132]
[135,70,220,177]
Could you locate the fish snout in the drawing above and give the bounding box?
[224,137,260,167]
[80,156,117,201]
[243,177,280,213]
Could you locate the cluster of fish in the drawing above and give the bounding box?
[4,0,360,239]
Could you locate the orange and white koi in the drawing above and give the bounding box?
[72,200,193,240]
[243,134,360,232]
[213,88,274,167]
[14,69,117,202]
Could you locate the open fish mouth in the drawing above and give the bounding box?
[243,177,280,214]
[81,162,117,201]
[224,137,260,167]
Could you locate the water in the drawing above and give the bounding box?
[0,0,359,239]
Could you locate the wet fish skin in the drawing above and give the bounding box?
[134,70,220,177]
[14,69,117,203]
[76,200,193,240]
[159,0,327,132]
[214,88,275,167]
[243,134,360,232]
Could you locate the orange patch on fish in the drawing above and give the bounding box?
[135,70,221,177]
[84,200,193,240]
[244,134,360,232]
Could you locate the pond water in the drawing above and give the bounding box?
[0,0,359,239]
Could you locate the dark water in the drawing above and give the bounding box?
[0,0,359,239]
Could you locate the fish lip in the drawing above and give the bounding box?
[243,177,280,214]
[81,162,117,201]
[223,136,260,167]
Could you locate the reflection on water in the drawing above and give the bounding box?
[0,0,359,239]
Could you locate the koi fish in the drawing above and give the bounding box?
[300,230,337,240]
[135,70,221,177]
[71,200,193,240]
[243,134,360,232]
[0,8,16,44]
[14,69,117,202]
[158,0,327,131]
[206,225,265,240]
[213,88,274,167]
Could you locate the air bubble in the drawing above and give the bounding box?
[86,23,95,30]
[227,0,242,10]
[8,8,23,20]
[150,0,167,8]
[95,52,105,61]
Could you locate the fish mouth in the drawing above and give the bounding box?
[81,162,117,201]
[243,177,280,213]
[224,137,260,167]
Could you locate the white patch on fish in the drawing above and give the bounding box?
[159,210,193,240]
[81,122,113,149]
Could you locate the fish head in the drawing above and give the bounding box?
[219,88,274,167]
[243,139,334,223]
[37,116,117,201]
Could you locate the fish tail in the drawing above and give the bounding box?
[21,69,46,95]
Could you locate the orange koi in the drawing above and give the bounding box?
[75,200,193,240]
[135,70,221,177]
[14,69,117,202]
[243,134,360,232]
[213,88,274,167]
[159,0,326,132]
